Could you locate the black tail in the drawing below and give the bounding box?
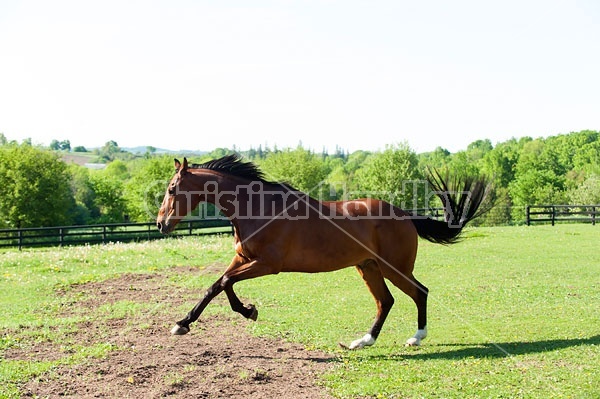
[412,169,489,245]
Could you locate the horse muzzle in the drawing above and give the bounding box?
[157,221,173,234]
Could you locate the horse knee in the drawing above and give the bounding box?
[220,275,232,289]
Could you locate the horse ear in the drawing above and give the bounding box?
[175,158,189,175]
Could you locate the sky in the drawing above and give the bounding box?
[1,0,599,154]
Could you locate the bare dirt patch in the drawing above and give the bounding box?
[15,270,337,398]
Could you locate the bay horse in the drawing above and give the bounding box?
[156,154,488,349]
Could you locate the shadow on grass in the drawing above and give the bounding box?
[373,335,600,361]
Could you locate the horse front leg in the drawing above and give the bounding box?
[172,255,276,335]
[219,256,278,321]
[171,276,225,335]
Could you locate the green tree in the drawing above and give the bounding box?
[509,168,566,223]
[353,142,423,209]
[124,156,174,222]
[418,146,451,172]
[323,157,348,200]
[568,174,600,205]
[68,164,96,224]
[104,159,130,180]
[465,139,493,162]
[207,147,231,160]
[446,151,481,179]
[88,173,127,223]
[95,140,122,162]
[321,150,371,200]
[573,139,600,175]
[510,138,567,208]
[49,139,71,151]
[477,138,527,224]
[0,144,76,227]
[259,146,329,196]
[481,138,523,187]
[345,150,370,183]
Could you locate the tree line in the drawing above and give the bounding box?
[1,130,599,229]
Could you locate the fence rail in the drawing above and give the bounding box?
[9,205,594,249]
[0,219,234,250]
[526,205,599,226]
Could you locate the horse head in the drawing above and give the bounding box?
[157,158,200,234]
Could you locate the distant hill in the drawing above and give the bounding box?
[61,152,97,166]
[60,147,208,166]
[121,146,208,156]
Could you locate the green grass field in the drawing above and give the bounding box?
[1,226,599,398]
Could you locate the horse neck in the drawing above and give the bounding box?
[188,170,247,219]
[188,169,317,221]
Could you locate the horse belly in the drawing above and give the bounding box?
[279,220,376,273]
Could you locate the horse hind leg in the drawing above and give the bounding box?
[225,285,258,320]
[382,266,429,346]
[344,260,395,350]
[405,278,428,346]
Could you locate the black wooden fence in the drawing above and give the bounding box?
[12,205,596,249]
[0,219,233,250]
[526,205,599,226]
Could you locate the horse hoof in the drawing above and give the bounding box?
[171,324,190,335]
[348,334,375,350]
[405,328,427,346]
[248,305,258,321]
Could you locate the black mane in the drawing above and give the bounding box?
[190,154,266,182]
[190,154,301,192]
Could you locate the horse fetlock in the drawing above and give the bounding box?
[171,324,191,335]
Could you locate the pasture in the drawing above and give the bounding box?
[0,225,598,398]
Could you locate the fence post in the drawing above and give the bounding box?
[526,206,530,226]
[551,206,555,226]
[593,206,596,226]
[59,228,64,246]
[102,225,107,244]
[18,229,23,251]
